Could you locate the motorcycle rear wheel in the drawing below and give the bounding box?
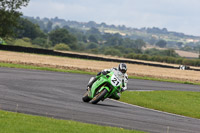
[91,89,108,104]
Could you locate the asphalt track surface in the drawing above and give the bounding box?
[0,67,200,133]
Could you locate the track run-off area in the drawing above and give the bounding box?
[0,67,200,133]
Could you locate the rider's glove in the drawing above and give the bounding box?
[102,70,108,75]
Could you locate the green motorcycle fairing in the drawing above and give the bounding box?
[88,71,123,100]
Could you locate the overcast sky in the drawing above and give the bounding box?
[21,0,200,36]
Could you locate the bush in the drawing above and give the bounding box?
[151,56,162,62]
[194,60,200,66]
[104,48,122,57]
[124,53,136,59]
[32,37,49,47]
[182,59,193,66]
[88,48,99,54]
[4,38,15,45]
[54,43,71,51]
[175,58,183,64]
[13,38,37,48]
[166,57,176,63]
[22,37,31,42]
[139,54,149,60]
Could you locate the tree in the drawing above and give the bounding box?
[0,0,30,37]
[46,21,53,32]
[15,18,45,40]
[102,33,113,40]
[88,35,98,43]
[54,43,71,51]
[123,38,144,49]
[148,37,157,45]
[76,42,86,51]
[176,42,183,48]
[86,42,98,49]
[49,28,77,48]
[135,39,146,49]
[105,35,123,46]
[32,37,50,48]
[163,49,179,57]
[86,27,101,35]
[156,40,167,48]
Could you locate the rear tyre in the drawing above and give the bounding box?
[82,91,91,102]
[91,89,108,104]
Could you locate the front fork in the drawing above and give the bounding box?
[98,85,110,100]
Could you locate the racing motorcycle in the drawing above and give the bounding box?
[82,70,123,104]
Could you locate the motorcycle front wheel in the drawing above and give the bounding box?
[91,89,108,104]
[82,91,91,102]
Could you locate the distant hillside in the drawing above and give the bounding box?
[23,16,200,50]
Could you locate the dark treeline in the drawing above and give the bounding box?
[9,18,146,55]
[4,17,200,66]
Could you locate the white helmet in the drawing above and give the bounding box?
[118,63,127,74]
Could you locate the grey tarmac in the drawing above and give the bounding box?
[0,67,200,133]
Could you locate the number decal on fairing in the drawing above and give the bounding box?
[112,78,120,86]
[111,75,121,86]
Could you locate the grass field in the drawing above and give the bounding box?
[175,50,199,58]
[0,62,199,85]
[121,91,200,119]
[0,50,200,83]
[0,110,145,133]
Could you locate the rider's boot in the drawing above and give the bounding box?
[87,72,102,90]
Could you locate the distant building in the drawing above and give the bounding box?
[185,39,200,43]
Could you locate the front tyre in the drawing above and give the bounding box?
[91,89,108,104]
[82,91,91,102]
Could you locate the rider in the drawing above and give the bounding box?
[87,63,128,100]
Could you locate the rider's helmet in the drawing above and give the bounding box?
[118,63,127,74]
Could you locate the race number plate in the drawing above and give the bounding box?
[111,75,121,86]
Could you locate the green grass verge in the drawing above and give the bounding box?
[120,91,200,119]
[129,75,200,85]
[0,62,96,75]
[0,110,145,133]
[0,62,199,85]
